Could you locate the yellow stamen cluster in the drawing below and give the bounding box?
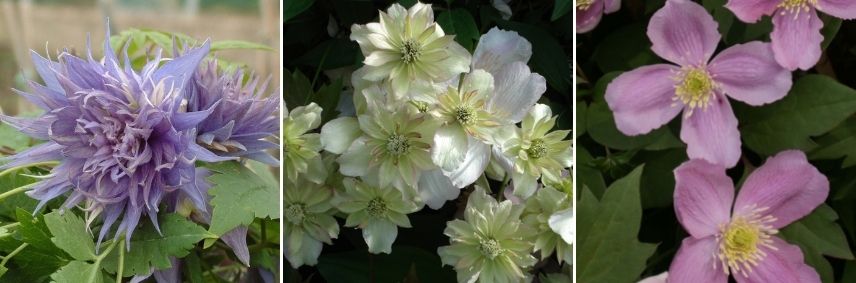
[673,67,718,116]
[478,238,504,259]
[778,0,817,16]
[367,198,388,218]
[401,39,422,64]
[716,205,779,277]
[386,134,412,156]
[526,139,548,159]
[577,0,595,10]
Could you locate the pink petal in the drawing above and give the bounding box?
[816,0,856,20]
[668,237,728,283]
[647,0,721,66]
[674,159,735,238]
[680,98,741,168]
[771,10,824,71]
[733,150,829,229]
[725,0,780,23]
[604,64,682,136]
[604,0,621,13]
[709,41,792,106]
[576,2,604,33]
[733,237,820,283]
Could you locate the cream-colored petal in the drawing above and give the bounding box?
[321,117,362,154]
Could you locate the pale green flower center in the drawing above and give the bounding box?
[716,205,778,277]
[526,139,548,159]
[674,67,717,115]
[401,39,422,64]
[285,203,306,224]
[478,238,504,259]
[386,134,411,156]
[411,101,429,113]
[367,198,388,218]
[576,0,595,10]
[454,106,476,125]
[778,0,816,15]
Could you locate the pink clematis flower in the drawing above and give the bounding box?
[726,0,856,70]
[605,0,792,168]
[670,150,827,283]
[577,0,621,33]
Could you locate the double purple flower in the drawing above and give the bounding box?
[0,26,278,248]
[605,0,792,168]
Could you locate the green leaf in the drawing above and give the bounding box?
[593,23,659,73]
[44,211,96,261]
[820,15,842,50]
[317,245,455,283]
[809,116,856,167]
[586,101,681,150]
[780,205,854,283]
[577,147,607,198]
[314,79,344,124]
[206,162,279,236]
[184,251,204,283]
[436,9,479,50]
[283,69,313,108]
[15,209,63,255]
[736,75,856,156]
[551,0,572,21]
[497,20,571,94]
[0,174,40,218]
[101,214,210,276]
[0,123,32,152]
[210,40,273,52]
[577,166,657,283]
[284,0,315,23]
[636,149,687,209]
[292,38,361,70]
[51,261,103,283]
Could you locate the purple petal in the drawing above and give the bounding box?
[725,0,780,23]
[0,142,63,170]
[605,64,682,136]
[152,40,210,90]
[817,0,856,20]
[604,0,621,13]
[733,237,820,283]
[221,226,251,266]
[29,51,63,92]
[680,98,741,168]
[771,10,823,71]
[667,237,728,283]
[648,0,721,66]
[188,143,238,163]
[152,257,182,283]
[576,2,604,33]
[709,41,792,106]
[733,150,828,229]
[0,115,51,139]
[674,159,734,238]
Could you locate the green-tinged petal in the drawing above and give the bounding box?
[548,208,573,245]
[387,197,419,214]
[345,210,370,227]
[363,219,398,254]
[304,155,328,184]
[442,42,472,76]
[378,159,397,188]
[321,117,362,154]
[390,72,411,96]
[522,104,552,134]
[462,69,495,97]
[511,170,538,199]
[336,200,367,214]
[338,137,372,177]
[313,214,340,240]
[407,2,434,34]
[432,124,469,171]
[387,212,412,228]
[362,61,398,81]
[364,50,401,66]
[418,169,460,210]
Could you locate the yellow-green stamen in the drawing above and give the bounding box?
[674,67,717,116]
[401,39,421,64]
[285,203,306,224]
[386,134,411,156]
[778,0,817,16]
[526,139,548,159]
[577,0,595,10]
[478,238,503,259]
[367,198,388,218]
[716,205,778,277]
[454,106,476,125]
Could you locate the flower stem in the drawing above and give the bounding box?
[0,183,36,202]
[0,243,28,266]
[93,238,120,283]
[116,238,125,283]
[0,161,59,179]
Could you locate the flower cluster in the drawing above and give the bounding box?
[585,0,849,282]
[0,26,279,248]
[285,2,572,281]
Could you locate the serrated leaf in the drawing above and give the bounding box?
[577,166,657,282]
[44,211,96,261]
[206,161,278,237]
[737,75,856,156]
[780,204,854,282]
[51,261,103,283]
[15,208,63,255]
[101,214,209,276]
[0,175,40,218]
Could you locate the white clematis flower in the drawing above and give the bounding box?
[504,104,572,198]
[284,177,340,268]
[524,186,572,264]
[333,178,420,254]
[350,2,471,96]
[284,103,328,183]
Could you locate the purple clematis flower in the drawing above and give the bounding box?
[726,0,856,70]
[577,0,621,33]
[670,150,827,283]
[185,61,280,166]
[605,0,792,168]
[0,25,215,248]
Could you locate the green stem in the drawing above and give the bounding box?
[93,238,120,283]
[0,161,59,179]
[0,222,20,230]
[115,238,125,283]
[0,243,28,266]
[0,183,37,202]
